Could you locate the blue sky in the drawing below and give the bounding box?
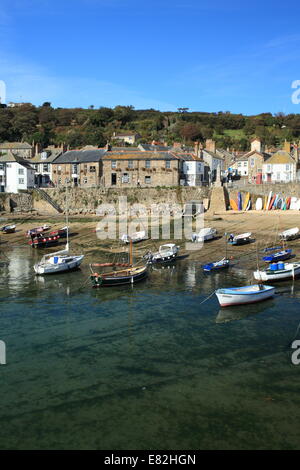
[1,0,300,115]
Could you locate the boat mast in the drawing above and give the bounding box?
[66,184,69,251]
[129,238,133,266]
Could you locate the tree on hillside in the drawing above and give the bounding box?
[113,105,135,126]
[11,104,38,140]
[179,123,203,142]
[90,107,114,127]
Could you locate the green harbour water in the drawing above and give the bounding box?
[1,247,300,449]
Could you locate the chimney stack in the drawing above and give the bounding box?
[205,139,216,153]
[283,139,291,153]
[250,138,262,153]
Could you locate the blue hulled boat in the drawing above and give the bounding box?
[203,258,230,272]
[263,249,292,263]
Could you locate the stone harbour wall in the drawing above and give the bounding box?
[41,186,211,215]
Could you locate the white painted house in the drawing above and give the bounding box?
[262,151,297,183]
[231,155,249,177]
[0,152,35,193]
[30,149,62,187]
[182,158,205,186]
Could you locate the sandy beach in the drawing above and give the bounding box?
[1,210,299,272]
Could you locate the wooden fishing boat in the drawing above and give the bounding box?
[254,262,300,281]
[279,227,299,241]
[90,264,147,287]
[143,243,179,264]
[203,258,230,272]
[191,227,217,243]
[262,249,292,263]
[29,233,60,248]
[26,224,51,237]
[228,232,252,245]
[215,284,275,307]
[1,224,16,234]
[90,238,148,287]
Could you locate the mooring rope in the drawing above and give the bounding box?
[198,290,216,306]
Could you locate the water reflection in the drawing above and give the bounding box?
[215,299,275,323]
[1,247,300,449]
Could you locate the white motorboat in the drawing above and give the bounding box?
[191,227,217,243]
[34,248,84,275]
[279,227,299,241]
[228,232,252,245]
[144,243,179,264]
[215,284,275,307]
[120,230,147,244]
[1,224,16,234]
[253,262,300,281]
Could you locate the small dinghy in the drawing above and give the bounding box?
[215,284,275,307]
[262,249,292,263]
[228,232,252,245]
[143,243,179,264]
[191,227,217,243]
[254,262,300,281]
[279,227,299,241]
[1,224,16,234]
[26,224,51,237]
[120,230,147,244]
[203,258,230,272]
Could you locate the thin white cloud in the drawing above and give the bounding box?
[0,52,176,110]
[264,34,300,49]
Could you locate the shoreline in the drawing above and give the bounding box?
[1,210,299,268]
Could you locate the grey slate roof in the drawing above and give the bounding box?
[54,149,107,164]
[31,150,63,163]
[203,149,224,160]
[0,141,32,149]
[103,151,181,161]
[139,144,171,152]
[0,151,34,170]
